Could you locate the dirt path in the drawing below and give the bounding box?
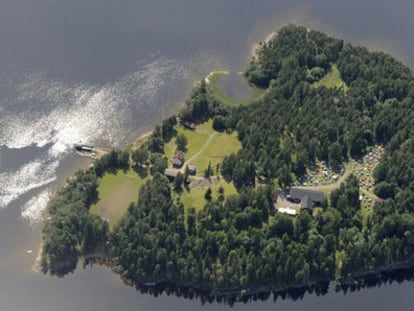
[295,162,353,192]
[179,132,218,173]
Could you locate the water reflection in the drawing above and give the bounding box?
[76,259,414,307]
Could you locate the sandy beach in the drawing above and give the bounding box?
[250,31,277,58]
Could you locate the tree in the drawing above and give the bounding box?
[175,133,188,152]
[375,181,395,199]
[278,164,292,188]
[132,147,149,166]
[205,188,212,201]
[221,154,236,181]
[187,208,197,236]
[174,172,184,192]
[218,186,225,203]
[213,115,226,132]
[117,150,130,170]
[147,127,164,153]
[204,161,212,179]
[161,115,177,141]
[150,156,168,175]
[328,141,343,165]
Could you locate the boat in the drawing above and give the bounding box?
[74,144,97,159]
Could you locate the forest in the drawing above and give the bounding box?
[42,25,414,295]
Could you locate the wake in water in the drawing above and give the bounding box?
[0,56,191,223]
[0,51,226,224]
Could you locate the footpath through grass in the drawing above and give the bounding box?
[164,126,210,160]
[91,119,242,226]
[191,130,241,174]
[166,120,242,210]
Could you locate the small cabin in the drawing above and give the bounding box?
[172,151,186,168]
[183,121,196,130]
[164,168,179,180]
[188,165,196,175]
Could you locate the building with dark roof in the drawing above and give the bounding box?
[172,151,185,168]
[183,121,196,130]
[187,165,196,175]
[289,187,327,212]
[300,195,313,211]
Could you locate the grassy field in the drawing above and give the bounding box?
[180,178,238,211]
[164,120,241,210]
[91,117,243,225]
[90,168,148,227]
[164,120,241,175]
[164,126,210,160]
[313,65,349,91]
[191,129,241,174]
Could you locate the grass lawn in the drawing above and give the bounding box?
[90,168,148,227]
[91,117,241,225]
[180,178,238,211]
[313,65,349,91]
[164,126,210,161]
[164,120,241,175]
[192,130,241,174]
[251,84,267,100]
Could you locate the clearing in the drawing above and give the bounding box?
[313,64,349,91]
[90,169,147,227]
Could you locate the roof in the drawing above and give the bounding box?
[174,151,185,161]
[172,158,184,165]
[300,195,313,210]
[164,168,179,178]
[316,85,326,94]
[290,187,326,203]
[188,165,196,171]
[183,121,196,130]
[278,207,297,216]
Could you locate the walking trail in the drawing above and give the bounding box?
[179,132,218,173]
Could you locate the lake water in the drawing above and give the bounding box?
[1,0,414,310]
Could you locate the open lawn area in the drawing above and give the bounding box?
[164,126,210,161]
[164,120,241,176]
[90,119,242,226]
[90,168,148,227]
[179,177,238,211]
[191,130,241,174]
[312,65,349,91]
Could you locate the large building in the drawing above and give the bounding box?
[288,187,327,211]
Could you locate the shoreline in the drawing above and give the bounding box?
[32,128,155,271]
[250,31,277,58]
[78,253,414,303]
[38,25,411,301]
[132,130,153,148]
[204,70,229,84]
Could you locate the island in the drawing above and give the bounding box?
[41,25,414,302]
